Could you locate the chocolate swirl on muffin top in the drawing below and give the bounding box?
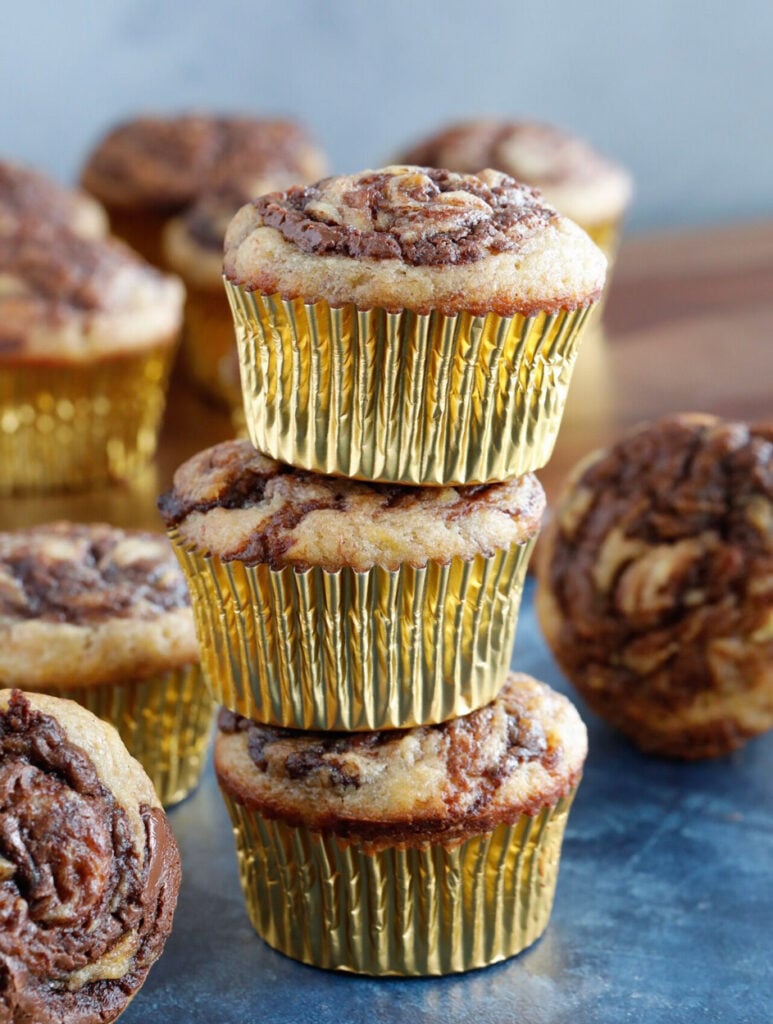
[0,160,107,239]
[215,674,587,846]
[159,440,545,572]
[0,522,189,627]
[253,166,556,266]
[81,115,327,211]
[0,690,180,1024]
[538,414,773,757]
[224,165,607,316]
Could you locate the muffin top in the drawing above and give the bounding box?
[224,165,607,316]
[81,114,327,212]
[215,673,587,848]
[159,439,545,572]
[0,522,198,688]
[397,120,633,227]
[0,219,183,361]
[537,413,773,757]
[0,689,180,1024]
[0,159,108,238]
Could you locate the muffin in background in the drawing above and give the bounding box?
[163,124,327,404]
[536,413,773,759]
[159,439,544,731]
[0,688,181,1023]
[216,673,587,975]
[0,522,214,805]
[80,114,327,268]
[0,206,183,493]
[396,119,632,263]
[0,158,108,238]
[224,165,606,485]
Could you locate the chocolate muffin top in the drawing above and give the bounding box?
[537,413,773,758]
[215,673,587,849]
[397,120,632,227]
[0,159,108,239]
[0,689,180,1024]
[81,114,327,212]
[0,218,183,361]
[0,522,198,688]
[224,165,607,316]
[159,439,545,572]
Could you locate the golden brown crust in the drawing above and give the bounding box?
[0,523,198,689]
[536,413,773,759]
[215,673,587,849]
[0,689,180,1023]
[223,165,607,316]
[159,440,545,572]
[397,119,633,226]
[81,114,327,211]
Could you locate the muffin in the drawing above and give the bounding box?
[80,113,326,268]
[0,688,181,1022]
[396,119,632,264]
[223,165,606,485]
[161,121,327,404]
[215,672,587,975]
[0,214,183,493]
[536,414,773,758]
[0,522,214,804]
[0,158,108,238]
[159,439,545,731]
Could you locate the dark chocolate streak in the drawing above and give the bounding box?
[548,417,773,710]
[254,168,554,266]
[0,524,189,625]
[0,692,179,1024]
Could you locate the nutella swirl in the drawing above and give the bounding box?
[0,692,180,1024]
[541,414,773,756]
[0,523,190,626]
[252,166,556,267]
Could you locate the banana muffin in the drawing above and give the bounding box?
[80,113,326,267]
[396,119,632,259]
[160,438,545,730]
[536,414,773,758]
[0,688,181,1023]
[0,522,214,804]
[0,158,108,238]
[223,165,606,484]
[0,216,183,492]
[216,672,587,974]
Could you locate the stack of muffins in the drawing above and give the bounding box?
[160,164,606,974]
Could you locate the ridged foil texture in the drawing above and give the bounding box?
[49,664,214,807]
[0,342,175,494]
[182,286,241,407]
[170,533,536,731]
[220,789,576,975]
[225,281,595,485]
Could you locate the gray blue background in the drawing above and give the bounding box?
[2,0,772,230]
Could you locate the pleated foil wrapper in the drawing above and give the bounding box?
[0,341,175,494]
[170,532,536,731]
[50,663,215,807]
[225,281,595,485]
[220,788,577,975]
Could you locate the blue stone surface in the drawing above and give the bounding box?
[123,581,773,1023]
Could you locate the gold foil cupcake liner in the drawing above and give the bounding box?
[225,282,595,485]
[171,534,536,731]
[50,664,214,807]
[221,788,576,975]
[0,342,175,495]
[182,286,241,407]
